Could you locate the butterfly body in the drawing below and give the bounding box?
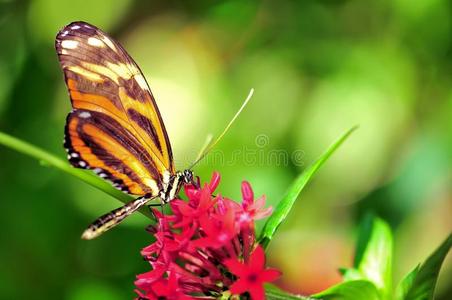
[56,21,194,239]
[161,169,194,203]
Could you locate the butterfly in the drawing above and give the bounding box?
[55,21,197,239]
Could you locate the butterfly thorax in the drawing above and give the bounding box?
[160,169,193,203]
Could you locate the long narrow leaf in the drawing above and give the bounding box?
[259,126,358,248]
[265,284,314,300]
[395,265,420,300]
[354,213,375,267]
[356,216,393,299]
[312,280,380,300]
[399,233,452,300]
[0,131,147,211]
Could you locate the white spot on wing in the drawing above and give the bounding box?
[61,40,79,49]
[71,25,81,30]
[79,161,87,167]
[61,30,69,37]
[79,111,91,118]
[88,37,104,47]
[71,153,79,158]
[101,36,117,51]
[134,74,149,91]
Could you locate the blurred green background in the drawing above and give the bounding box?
[0,0,451,299]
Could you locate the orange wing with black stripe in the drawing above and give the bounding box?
[55,21,174,196]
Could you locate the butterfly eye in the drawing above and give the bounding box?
[183,170,193,184]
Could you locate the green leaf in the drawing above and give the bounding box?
[394,265,420,300]
[353,213,375,267]
[312,280,380,300]
[0,131,152,217]
[265,284,314,300]
[396,233,452,300]
[339,268,363,281]
[258,126,358,248]
[354,216,393,299]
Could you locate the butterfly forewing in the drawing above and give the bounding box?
[56,21,174,196]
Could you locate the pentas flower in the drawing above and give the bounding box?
[238,182,273,224]
[135,172,281,300]
[225,245,281,299]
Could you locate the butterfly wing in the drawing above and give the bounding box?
[56,21,174,196]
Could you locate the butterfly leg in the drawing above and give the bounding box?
[143,202,167,262]
[146,202,162,223]
[81,195,156,240]
[150,201,167,262]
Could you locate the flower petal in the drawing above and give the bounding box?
[253,195,266,209]
[135,267,166,288]
[260,268,282,282]
[254,206,273,220]
[198,186,215,211]
[249,245,265,271]
[224,258,247,277]
[241,181,254,207]
[248,285,265,300]
[175,201,195,216]
[229,278,249,295]
[208,171,221,191]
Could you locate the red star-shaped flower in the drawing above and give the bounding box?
[224,245,281,300]
[236,181,273,228]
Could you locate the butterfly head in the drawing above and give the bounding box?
[161,170,195,203]
[181,169,194,185]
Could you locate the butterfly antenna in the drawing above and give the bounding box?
[191,134,214,167]
[188,88,254,169]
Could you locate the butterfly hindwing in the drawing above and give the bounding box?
[64,109,161,195]
[56,21,174,196]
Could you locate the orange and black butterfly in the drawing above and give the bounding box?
[55,21,195,239]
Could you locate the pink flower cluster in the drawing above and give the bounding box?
[135,172,281,299]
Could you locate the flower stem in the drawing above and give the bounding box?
[0,131,152,218]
